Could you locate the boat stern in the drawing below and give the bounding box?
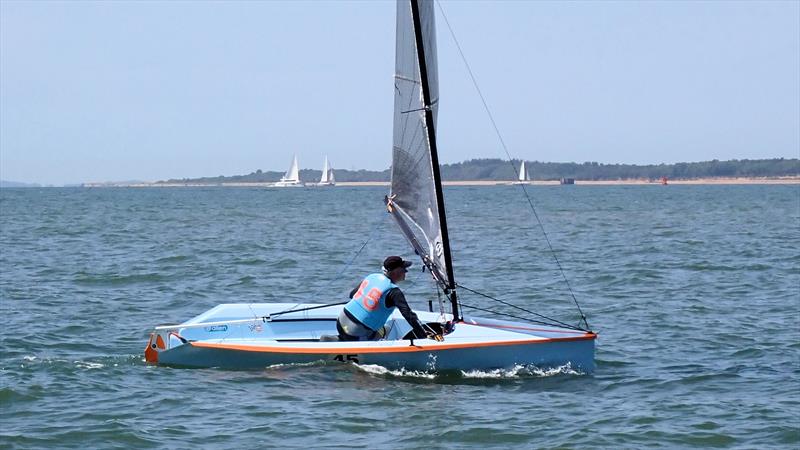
[144,330,187,364]
[144,332,163,364]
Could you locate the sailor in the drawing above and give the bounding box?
[337,256,437,341]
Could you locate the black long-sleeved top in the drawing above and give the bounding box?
[349,285,427,339]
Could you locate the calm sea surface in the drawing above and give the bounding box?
[1,185,798,448]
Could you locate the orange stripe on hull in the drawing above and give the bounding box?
[189,332,596,355]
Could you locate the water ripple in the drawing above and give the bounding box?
[1,185,798,448]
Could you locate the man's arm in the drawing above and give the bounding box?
[385,288,427,339]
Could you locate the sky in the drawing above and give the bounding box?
[1,0,798,186]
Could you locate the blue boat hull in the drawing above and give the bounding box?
[154,336,595,372]
[146,303,596,373]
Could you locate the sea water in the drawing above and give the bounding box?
[1,185,798,448]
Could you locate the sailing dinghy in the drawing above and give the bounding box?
[145,0,596,372]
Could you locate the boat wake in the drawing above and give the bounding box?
[460,363,582,379]
[353,362,583,380]
[353,364,437,379]
[262,361,329,371]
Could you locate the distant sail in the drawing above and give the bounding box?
[318,156,335,185]
[282,155,300,183]
[274,155,302,187]
[518,161,527,181]
[388,0,451,288]
[320,156,330,183]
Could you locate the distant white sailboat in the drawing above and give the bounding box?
[512,160,530,185]
[315,156,336,186]
[273,155,304,187]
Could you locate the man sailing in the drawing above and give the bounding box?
[337,256,440,341]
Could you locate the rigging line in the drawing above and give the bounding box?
[456,283,586,332]
[274,301,325,323]
[436,1,590,330]
[458,302,578,330]
[269,302,349,319]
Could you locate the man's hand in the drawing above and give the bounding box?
[427,331,444,342]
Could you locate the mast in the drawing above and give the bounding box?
[409,0,460,321]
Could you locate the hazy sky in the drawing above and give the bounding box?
[1,0,798,185]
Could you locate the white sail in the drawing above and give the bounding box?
[388,0,454,293]
[513,161,530,184]
[274,155,303,187]
[283,155,300,182]
[314,156,336,186]
[319,156,330,183]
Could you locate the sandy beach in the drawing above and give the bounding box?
[87,177,800,188]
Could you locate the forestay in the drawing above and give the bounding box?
[388,0,451,291]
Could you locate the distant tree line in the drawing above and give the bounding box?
[160,168,391,184]
[0,180,42,188]
[159,158,799,184]
[447,158,800,181]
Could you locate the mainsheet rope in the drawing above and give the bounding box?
[437,1,590,330]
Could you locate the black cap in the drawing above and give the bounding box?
[383,256,412,272]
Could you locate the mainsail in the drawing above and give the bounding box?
[281,155,300,183]
[388,0,458,317]
[320,156,331,184]
[518,161,528,181]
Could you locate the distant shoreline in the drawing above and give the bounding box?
[79,177,800,188]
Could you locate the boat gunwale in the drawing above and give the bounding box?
[186,332,597,355]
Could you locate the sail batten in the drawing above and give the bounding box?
[389,0,458,318]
